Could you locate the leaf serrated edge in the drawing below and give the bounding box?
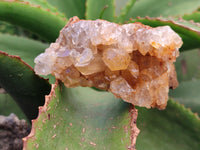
[0,50,51,94]
[22,81,58,150]
[3,0,66,21]
[23,0,66,18]
[171,99,200,120]
[0,0,67,41]
[130,16,200,34]
[0,50,33,71]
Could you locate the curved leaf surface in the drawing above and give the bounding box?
[47,0,86,19]
[170,80,200,116]
[136,100,200,150]
[0,93,27,120]
[183,11,200,23]
[24,83,139,149]
[174,49,200,83]
[126,0,200,20]
[0,51,51,121]
[0,1,66,42]
[24,83,200,150]
[0,33,48,67]
[22,0,65,18]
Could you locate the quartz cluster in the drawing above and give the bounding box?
[34,16,183,109]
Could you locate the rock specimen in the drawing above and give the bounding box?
[34,16,183,109]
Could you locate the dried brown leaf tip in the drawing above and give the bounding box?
[34,16,183,109]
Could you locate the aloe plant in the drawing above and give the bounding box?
[0,0,200,149]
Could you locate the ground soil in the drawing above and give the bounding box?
[0,114,30,150]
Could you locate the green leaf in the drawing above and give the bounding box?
[170,49,200,116]
[169,80,200,116]
[128,17,200,51]
[174,49,200,83]
[0,1,66,42]
[47,0,86,19]
[86,0,115,21]
[126,0,200,20]
[24,83,200,149]
[183,11,200,23]
[22,0,65,18]
[136,100,200,149]
[24,83,139,149]
[0,93,28,121]
[0,33,48,67]
[0,33,55,83]
[117,0,137,23]
[0,51,51,121]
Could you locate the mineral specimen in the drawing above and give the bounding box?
[34,16,183,109]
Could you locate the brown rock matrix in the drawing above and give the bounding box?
[34,16,182,109]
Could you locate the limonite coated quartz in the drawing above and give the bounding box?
[34,16,183,109]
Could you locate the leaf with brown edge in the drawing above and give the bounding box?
[183,11,200,23]
[23,81,140,150]
[128,16,200,51]
[0,0,66,42]
[23,81,200,149]
[0,51,51,121]
[125,0,200,20]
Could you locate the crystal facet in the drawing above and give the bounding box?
[34,16,183,109]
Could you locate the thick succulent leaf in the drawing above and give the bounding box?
[183,11,200,23]
[170,49,200,116]
[86,0,115,21]
[0,33,55,83]
[0,1,66,42]
[170,80,200,116]
[117,0,137,23]
[24,83,140,149]
[0,21,21,35]
[0,93,27,121]
[128,17,200,51]
[0,51,51,121]
[136,100,200,149]
[47,0,86,19]
[0,33,48,67]
[24,83,200,150]
[126,0,200,20]
[22,0,65,18]
[174,49,200,82]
